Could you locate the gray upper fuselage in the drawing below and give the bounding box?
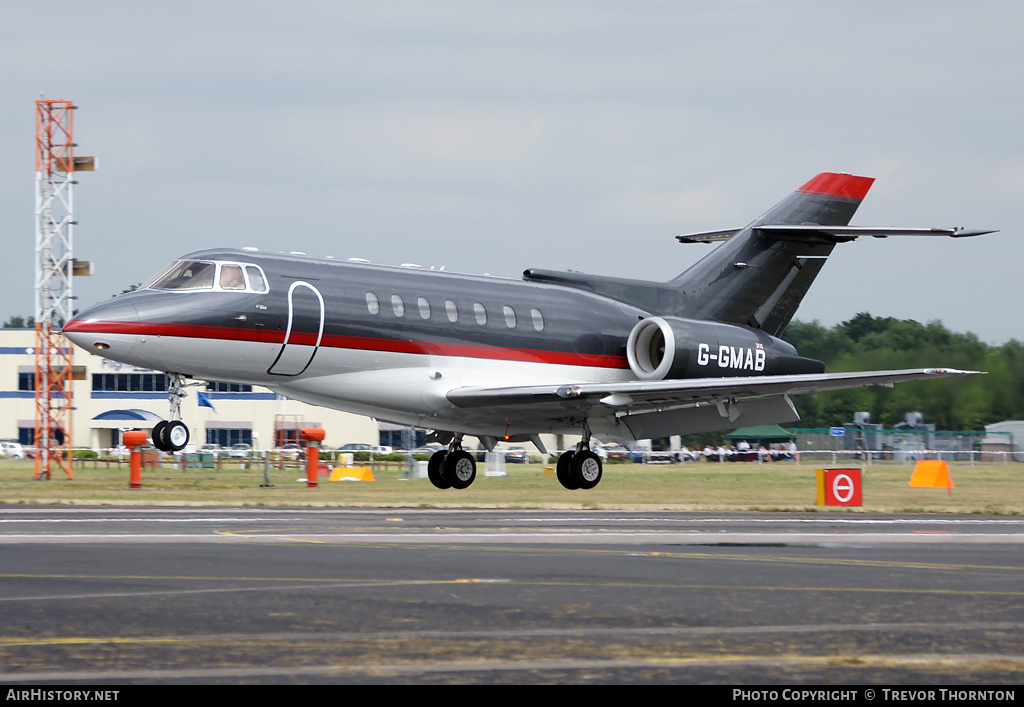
[72,245,807,384]
[85,248,650,378]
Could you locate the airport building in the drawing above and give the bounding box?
[0,328,378,452]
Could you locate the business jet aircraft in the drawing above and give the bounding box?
[63,172,993,491]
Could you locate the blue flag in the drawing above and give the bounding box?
[197,391,217,413]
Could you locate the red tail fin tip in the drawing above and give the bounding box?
[797,172,875,200]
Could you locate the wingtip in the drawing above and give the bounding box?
[950,228,999,238]
[926,368,985,376]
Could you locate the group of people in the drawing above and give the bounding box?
[700,439,799,463]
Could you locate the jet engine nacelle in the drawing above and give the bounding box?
[626,316,825,381]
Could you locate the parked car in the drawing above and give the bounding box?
[278,443,303,461]
[599,443,647,463]
[503,447,528,463]
[228,443,252,458]
[337,443,373,452]
[473,445,526,462]
[199,443,222,457]
[0,442,26,459]
[410,444,445,458]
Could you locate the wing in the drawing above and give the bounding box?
[446,368,980,441]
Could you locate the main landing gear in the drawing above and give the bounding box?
[555,425,603,490]
[427,435,477,490]
[151,374,196,453]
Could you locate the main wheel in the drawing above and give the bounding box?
[570,450,603,490]
[427,450,451,489]
[444,450,476,490]
[164,420,190,452]
[556,450,579,490]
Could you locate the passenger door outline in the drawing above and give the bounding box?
[267,281,325,376]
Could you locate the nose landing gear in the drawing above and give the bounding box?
[151,374,197,453]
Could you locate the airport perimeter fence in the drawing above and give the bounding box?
[785,428,1020,465]
[63,435,1024,471]
[69,450,416,473]
[673,449,1021,466]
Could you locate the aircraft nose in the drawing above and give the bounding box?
[63,300,141,357]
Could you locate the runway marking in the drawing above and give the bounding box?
[0,577,511,603]
[5,531,1024,545]
[2,652,1023,683]
[5,515,1024,523]
[2,620,1023,647]
[0,575,1023,602]
[503,516,1024,525]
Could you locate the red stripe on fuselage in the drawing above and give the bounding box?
[796,172,874,200]
[64,319,631,369]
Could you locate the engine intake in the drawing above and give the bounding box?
[626,316,823,380]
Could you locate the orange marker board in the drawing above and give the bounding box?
[909,460,954,493]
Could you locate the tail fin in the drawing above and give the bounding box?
[669,172,874,336]
[522,172,990,339]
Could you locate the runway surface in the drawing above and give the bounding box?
[1,506,1023,684]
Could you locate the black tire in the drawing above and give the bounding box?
[444,450,476,490]
[152,421,169,452]
[427,450,451,489]
[164,420,190,452]
[570,450,603,490]
[556,451,579,490]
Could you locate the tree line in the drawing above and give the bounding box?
[784,313,1023,431]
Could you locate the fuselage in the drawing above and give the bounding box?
[64,248,652,434]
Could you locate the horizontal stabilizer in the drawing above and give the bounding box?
[676,229,742,244]
[755,225,998,242]
[677,225,996,245]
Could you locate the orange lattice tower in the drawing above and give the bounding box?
[34,98,93,480]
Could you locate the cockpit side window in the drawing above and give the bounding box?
[220,265,246,290]
[146,260,270,294]
[245,266,268,293]
[149,261,217,290]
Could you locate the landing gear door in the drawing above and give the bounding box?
[268,281,325,376]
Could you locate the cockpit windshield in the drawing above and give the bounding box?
[143,260,269,294]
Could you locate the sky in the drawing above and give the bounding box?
[3,1,1022,345]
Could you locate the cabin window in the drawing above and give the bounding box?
[391,294,405,317]
[531,308,545,332]
[366,292,380,315]
[417,297,431,320]
[445,300,458,323]
[474,302,487,325]
[220,265,246,290]
[503,305,517,328]
[245,266,268,293]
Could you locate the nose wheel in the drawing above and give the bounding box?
[152,420,190,453]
